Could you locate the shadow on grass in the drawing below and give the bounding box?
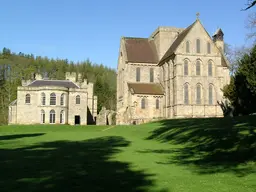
[0,136,165,192]
[0,133,45,141]
[144,116,256,176]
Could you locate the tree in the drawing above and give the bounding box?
[243,0,256,10]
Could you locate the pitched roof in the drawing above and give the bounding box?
[128,83,164,95]
[123,37,158,64]
[158,20,197,64]
[28,80,79,88]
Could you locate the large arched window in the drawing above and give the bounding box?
[208,60,213,76]
[184,60,188,76]
[50,93,56,105]
[209,85,213,105]
[186,41,190,53]
[184,84,189,104]
[60,93,64,105]
[49,110,55,124]
[141,98,146,109]
[25,94,30,104]
[41,92,46,105]
[41,110,45,124]
[196,84,201,104]
[196,39,200,53]
[207,42,211,54]
[136,67,140,82]
[60,110,64,124]
[150,68,154,82]
[76,95,80,104]
[156,98,160,109]
[196,60,201,76]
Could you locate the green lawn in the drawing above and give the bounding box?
[0,116,256,192]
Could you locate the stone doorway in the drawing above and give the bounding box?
[75,115,80,125]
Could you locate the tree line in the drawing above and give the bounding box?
[0,48,116,125]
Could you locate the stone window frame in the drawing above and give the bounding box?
[41,109,45,124]
[156,98,160,109]
[184,83,189,105]
[196,38,201,53]
[186,41,190,53]
[50,93,56,105]
[76,95,80,104]
[207,42,211,54]
[209,84,214,105]
[60,93,64,106]
[150,68,154,82]
[136,67,140,82]
[60,110,64,124]
[184,59,189,76]
[196,60,201,76]
[41,92,46,105]
[208,60,213,76]
[25,94,31,104]
[49,109,55,124]
[141,98,146,109]
[196,83,203,105]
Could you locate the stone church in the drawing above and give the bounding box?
[116,16,230,125]
[8,72,97,125]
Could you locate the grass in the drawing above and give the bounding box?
[0,116,256,192]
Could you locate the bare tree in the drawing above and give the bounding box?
[242,0,256,10]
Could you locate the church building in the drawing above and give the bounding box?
[116,16,230,125]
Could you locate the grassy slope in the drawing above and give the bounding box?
[0,116,255,192]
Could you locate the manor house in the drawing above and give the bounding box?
[8,72,97,125]
[116,16,230,125]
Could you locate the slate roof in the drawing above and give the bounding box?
[123,37,158,64]
[28,80,79,88]
[128,83,164,95]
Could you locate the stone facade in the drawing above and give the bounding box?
[8,72,97,125]
[116,17,230,125]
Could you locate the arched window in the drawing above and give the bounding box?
[184,60,188,76]
[60,93,64,105]
[41,92,46,105]
[186,41,190,53]
[141,98,146,109]
[207,42,211,54]
[150,68,154,82]
[184,84,189,104]
[196,39,200,53]
[41,110,45,124]
[50,93,56,105]
[76,95,80,104]
[208,60,213,76]
[25,94,30,104]
[156,98,160,109]
[49,110,55,124]
[196,60,201,76]
[136,67,140,82]
[196,84,201,104]
[60,110,64,124]
[209,85,213,105]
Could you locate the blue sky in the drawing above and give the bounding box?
[0,0,254,69]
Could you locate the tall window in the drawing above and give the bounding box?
[208,60,212,76]
[76,95,80,104]
[209,85,213,105]
[196,84,201,104]
[50,93,56,105]
[41,92,46,105]
[141,98,146,109]
[184,60,188,76]
[186,41,190,53]
[25,94,31,104]
[60,94,64,105]
[150,68,154,82]
[41,110,45,124]
[60,110,64,124]
[156,99,160,109]
[136,67,140,82]
[49,110,55,124]
[184,84,189,104]
[207,42,211,54]
[196,60,201,76]
[196,39,200,53]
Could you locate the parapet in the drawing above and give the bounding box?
[150,26,184,39]
[65,72,76,82]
